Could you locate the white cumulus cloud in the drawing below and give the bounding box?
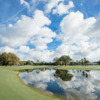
[0,10,56,49]
[45,0,64,13]
[56,11,100,60]
[53,1,74,15]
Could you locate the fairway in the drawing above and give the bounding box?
[55,65,100,70]
[0,66,58,100]
[0,65,100,100]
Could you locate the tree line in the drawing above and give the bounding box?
[0,52,100,66]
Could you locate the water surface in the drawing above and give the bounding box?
[19,69,100,100]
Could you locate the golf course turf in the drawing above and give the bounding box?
[0,66,59,100]
[0,65,100,100]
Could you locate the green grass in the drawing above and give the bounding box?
[0,65,100,100]
[0,65,49,70]
[54,65,100,70]
[0,66,58,100]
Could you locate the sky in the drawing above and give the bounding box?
[0,0,100,62]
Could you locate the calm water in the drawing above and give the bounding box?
[19,69,100,100]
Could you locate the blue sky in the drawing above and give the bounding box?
[0,0,100,61]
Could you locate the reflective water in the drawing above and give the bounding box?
[19,69,100,100]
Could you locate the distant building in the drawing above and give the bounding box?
[88,62,98,65]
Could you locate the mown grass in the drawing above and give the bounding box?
[54,65,100,70]
[0,65,48,70]
[0,66,58,100]
[0,65,100,100]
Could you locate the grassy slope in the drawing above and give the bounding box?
[0,65,100,100]
[0,66,58,100]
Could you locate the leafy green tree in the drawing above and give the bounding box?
[81,57,89,66]
[58,61,64,65]
[20,61,27,65]
[0,52,20,66]
[97,60,100,65]
[25,60,34,65]
[81,59,84,65]
[54,55,72,66]
[37,60,40,63]
[36,60,40,65]
[70,60,75,65]
[84,58,89,66]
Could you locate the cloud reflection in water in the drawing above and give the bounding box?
[19,69,100,100]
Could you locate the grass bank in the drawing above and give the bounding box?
[0,65,100,100]
[0,66,58,100]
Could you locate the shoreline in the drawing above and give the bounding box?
[17,69,60,100]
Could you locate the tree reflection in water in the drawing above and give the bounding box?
[54,70,73,81]
[82,71,89,78]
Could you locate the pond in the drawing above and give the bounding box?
[19,69,100,100]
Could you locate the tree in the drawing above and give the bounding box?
[81,57,89,66]
[97,60,100,65]
[36,60,40,65]
[20,61,27,65]
[25,60,34,65]
[70,60,75,65]
[81,59,84,65]
[0,52,20,66]
[54,55,72,66]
